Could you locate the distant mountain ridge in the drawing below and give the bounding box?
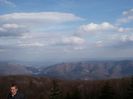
[0,62,31,75]
[37,60,133,80]
[1,60,133,80]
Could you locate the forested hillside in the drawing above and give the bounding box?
[0,76,133,99]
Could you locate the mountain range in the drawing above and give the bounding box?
[1,60,133,80]
[0,62,31,75]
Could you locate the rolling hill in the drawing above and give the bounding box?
[37,60,133,80]
[1,60,133,80]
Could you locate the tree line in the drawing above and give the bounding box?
[0,75,133,99]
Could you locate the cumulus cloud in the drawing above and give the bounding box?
[0,12,82,26]
[75,18,133,49]
[60,36,85,45]
[119,34,133,42]
[79,22,115,33]
[116,34,133,48]
[50,36,86,51]
[117,8,133,24]
[77,21,133,37]
[97,34,133,49]
[0,8,133,60]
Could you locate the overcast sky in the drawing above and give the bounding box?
[0,0,133,62]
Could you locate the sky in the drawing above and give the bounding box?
[0,0,133,63]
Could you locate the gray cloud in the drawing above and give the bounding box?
[0,24,29,37]
[0,9,133,61]
[112,41,133,49]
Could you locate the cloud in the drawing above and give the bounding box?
[123,8,133,16]
[119,34,133,42]
[116,34,133,48]
[18,42,44,48]
[0,43,19,50]
[50,36,86,51]
[0,12,83,26]
[45,35,86,50]
[75,18,133,50]
[0,9,133,61]
[117,8,133,24]
[0,12,82,36]
[60,36,85,45]
[0,0,15,7]
[0,23,28,37]
[0,12,83,39]
[112,40,133,49]
[97,34,133,49]
[0,12,82,37]
[95,41,104,47]
[77,21,133,37]
[78,22,115,34]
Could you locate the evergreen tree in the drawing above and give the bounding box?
[65,92,72,99]
[49,80,62,99]
[65,89,81,99]
[71,89,81,99]
[126,77,133,99]
[99,82,114,99]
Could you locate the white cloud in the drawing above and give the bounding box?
[0,9,133,60]
[0,12,82,37]
[117,8,133,24]
[50,36,86,51]
[73,46,85,50]
[96,33,133,49]
[72,17,133,50]
[0,12,82,26]
[61,36,85,45]
[77,21,133,37]
[19,42,44,47]
[120,34,133,42]
[0,23,28,37]
[2,23,20,29]
[0,0,15,7]
[109,34,133,42]
[78,22,115,34]
[122,9,133,16]
[95,41,103,47]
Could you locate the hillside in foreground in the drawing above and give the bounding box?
[0,75,133,99]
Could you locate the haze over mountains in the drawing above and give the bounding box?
[0,62,31,75]
[1,60,133,80]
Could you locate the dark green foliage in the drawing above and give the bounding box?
[49,80,62,99]
[0,75,133,99]
[65,92,71,99]
[126,77,133,99]
[71,89,81,99]
[99,82,115,99]
[65,89,81,99]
